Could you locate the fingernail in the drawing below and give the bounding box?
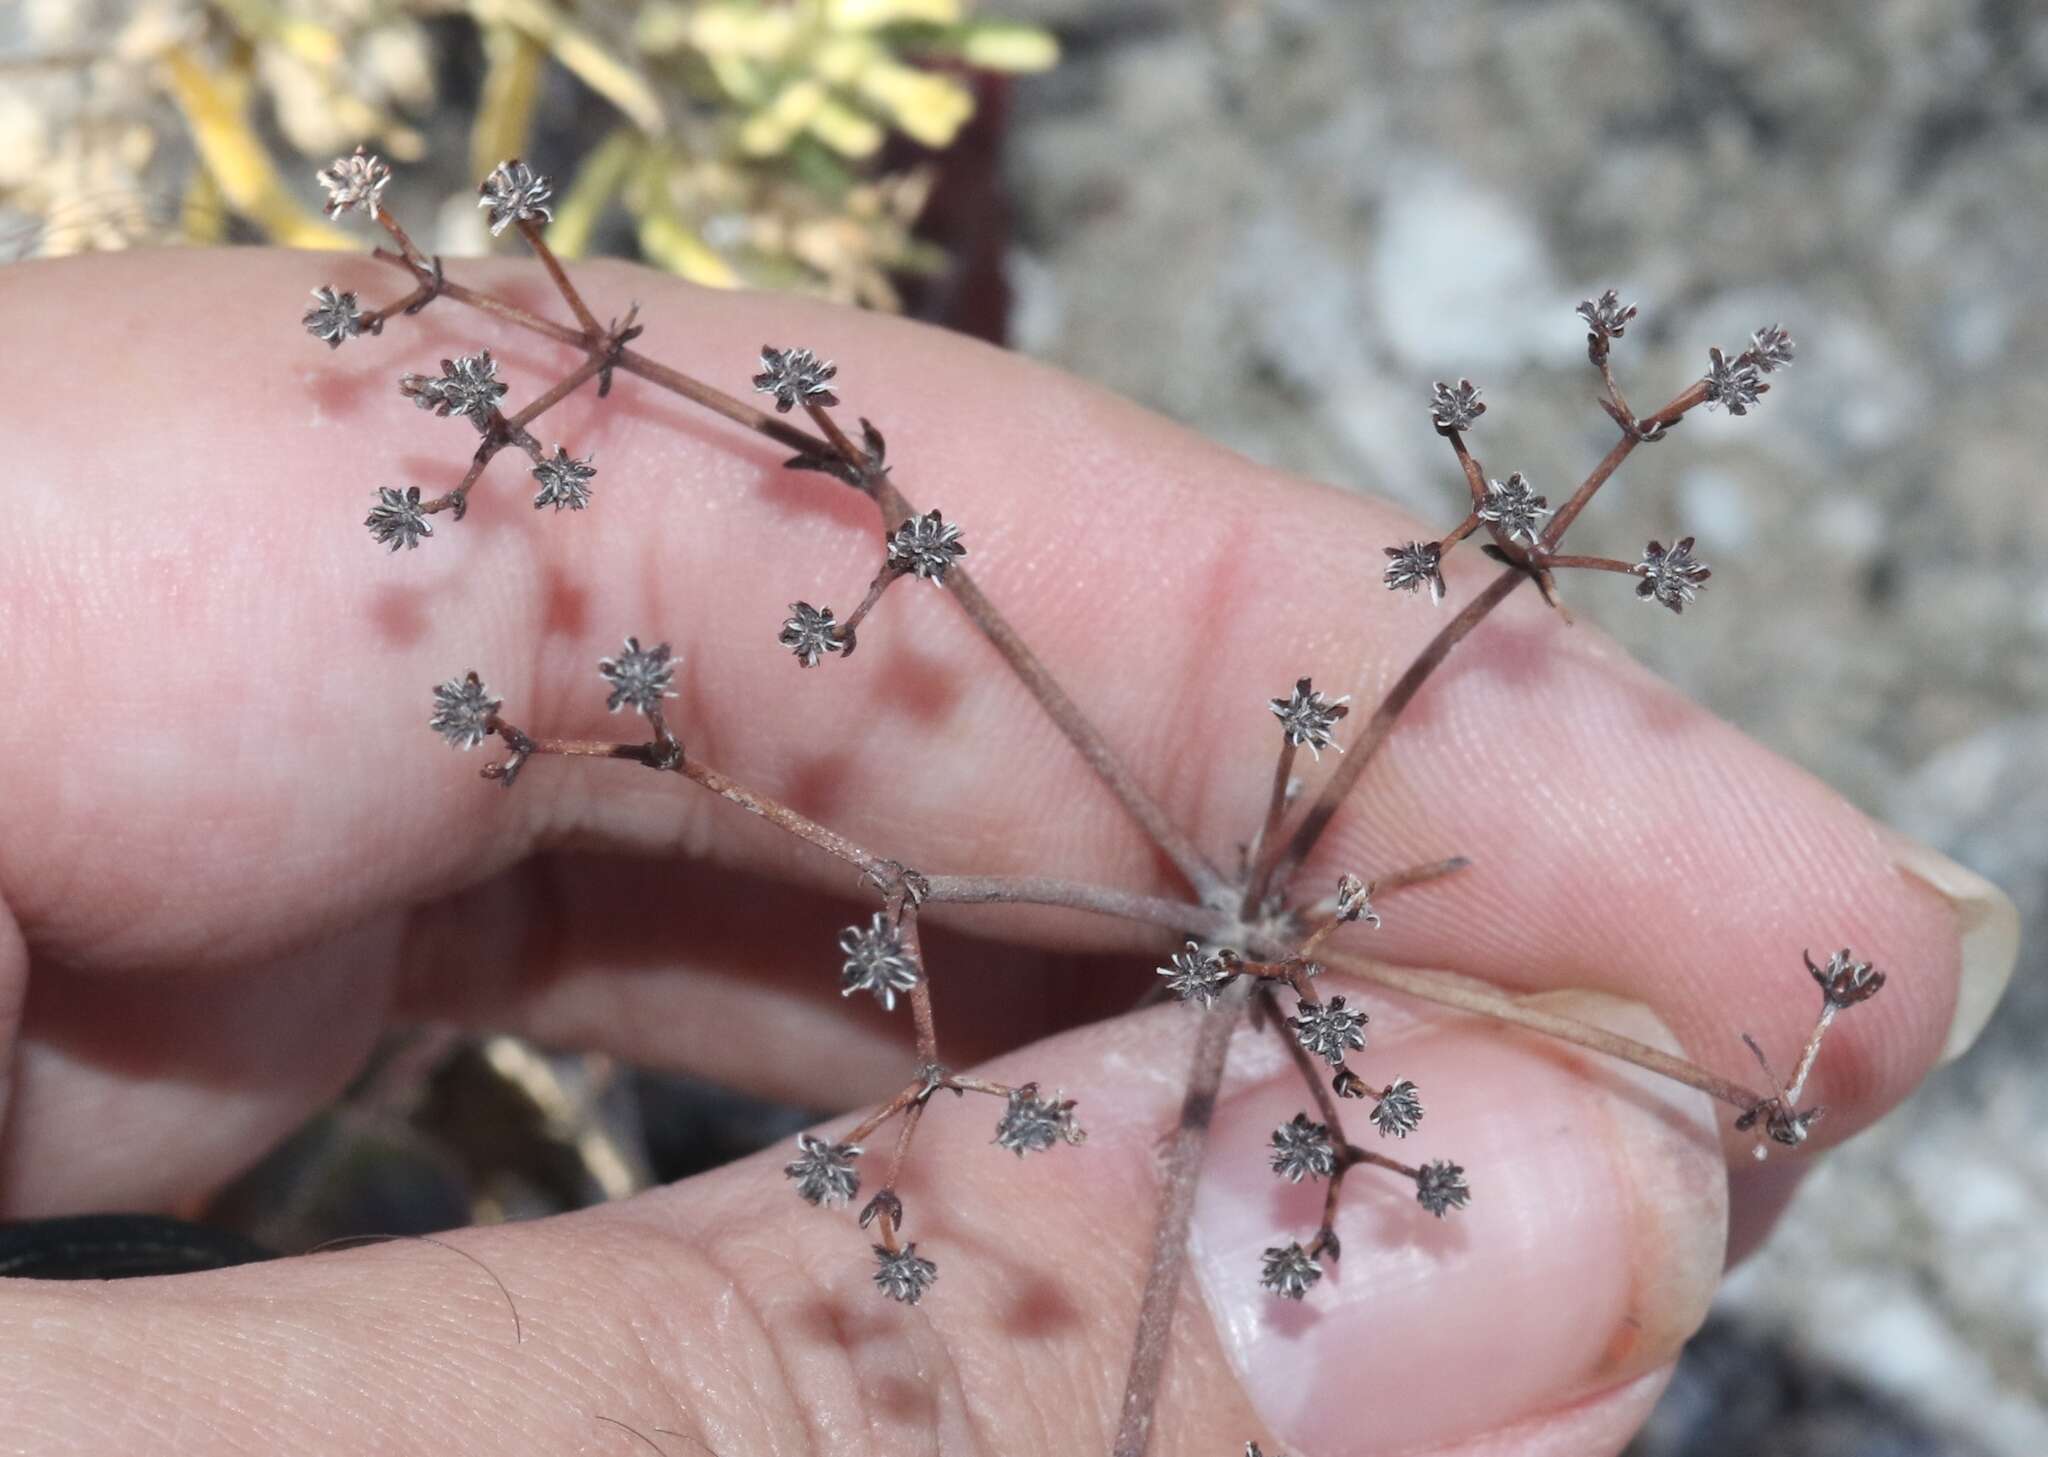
[1887,838,2020,1064]
[1191,990,1724,1457]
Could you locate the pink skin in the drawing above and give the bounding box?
[0,250,1964,1455]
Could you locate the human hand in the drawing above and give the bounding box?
[0,249,2015,1455]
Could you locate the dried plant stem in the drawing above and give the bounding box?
[1111,993,1244,1457]
[1540,382,1704,546]
[1369,855,1472,895]
[1243,739,1297,885]
[918,876,1228,938]
[836,567,897,642]
[371,248,1223,900]
[517,217,602,340]
[1446,431,1489,506]
[1436,510,1481,555]
[1252,568,1526,897]
[1543,554,1636,575]
[677,758,884,877]
[894,901,941,1064]
[1292,946,1766,1112]
[805,400,867,473]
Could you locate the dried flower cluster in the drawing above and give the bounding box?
[305,157,1888,1455]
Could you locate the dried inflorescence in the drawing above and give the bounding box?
[308,154,1890,1451]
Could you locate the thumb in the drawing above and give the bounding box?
[1,977,1721,1457]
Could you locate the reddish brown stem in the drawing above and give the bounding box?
[517,216,602,340]
[1242,739,1297,887]
[1256,567,1528,895]
[1543,554,1636,574]
[1111,994,1244,1457]
[917,876,1227,938]
[372,246,1221,900]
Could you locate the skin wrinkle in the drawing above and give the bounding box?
[703,1226,839,1457]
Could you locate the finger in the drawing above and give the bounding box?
[1,980,1723,1457]
[0,251,2008,1142]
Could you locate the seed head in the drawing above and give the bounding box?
[598,637,677,716]
[1634,537,1711,613]
[1415,1159,1471,1217]
[1269,1113,1337,1182]
[839,912,920,1010]
[401,351,509,428]
[780,601,845,667]
[1269,678,1350,759]
[1334,873,1380,927]
[784,1133,862,1207]
[1749,324,1796,373]
[1428,378,1486,432]
[995,1086,1082,1156]
[1806,948,1885,1008]
[1577,289,1639,341]
[1370,1078,1424,1138]
[1383,541,1445,603]
[873,1243,938,1304]
[753,346,839,413]
[531,446,596,511]
[303,286,364,348]
[1739,1098,1824,1150]
[478,158,554,236]
[1259,1242,1322,1301]
[1289,995,1367,1067]
[887,510,968,583]
[366,485,432,552]
[316,147,391,218]
[429,672,500,750]
[1157,941,1234,1008]
[1704,346,1767,415]
[1477,472,1552,546]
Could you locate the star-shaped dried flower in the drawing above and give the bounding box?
[780,601,844,667]
[1704,346,1767,415]
[1157,942,1234,1007]
[995,1086,1082,1156]
[1634,537,1711,613]
[1428,378,1486,432]
[478,158,553,236]
[429,672,499,750]
[303,286,363,348]
[598,636,677,716]
[1289,996,1367,1067]
[887,510,967,583]
[1383,541,1445,603]
[1477,471,1552,546]
[1415,1159,1471,1217]
[531,446,596,511]
[1269,1113,1337,1183]
[366,485,432,552]
[753,346,839,413]
[1577,289,1638,340]
[840,912,920,1010]
[1259,1242,1322,1301]
[1269,678,1350,759]
[316,147,391,218]
[1749,324,1796,373]
[1334,873,1380,927]
[1370,1078,1424,1138]
[873,1243,938,1304]
[401,351,509,428]
[1806,948,1885,1008]
[784,1133,862,1207]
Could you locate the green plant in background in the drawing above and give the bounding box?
[0,0,1055,305]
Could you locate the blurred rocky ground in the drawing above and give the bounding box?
[995,1,2046,1452]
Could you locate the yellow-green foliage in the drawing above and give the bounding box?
[0,0,1055,306]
